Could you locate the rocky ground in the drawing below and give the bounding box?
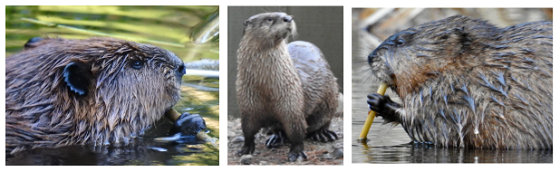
[227,117,344,165]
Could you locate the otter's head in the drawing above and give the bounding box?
[241,12,297,46]
[368,15,498,95]
[19,37,186,143]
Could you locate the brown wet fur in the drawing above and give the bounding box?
[236,12,339,161]
[5,37,185,154]
[368,15,552,149]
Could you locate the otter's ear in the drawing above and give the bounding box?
[243,20,251,27]
[63,61,92,96]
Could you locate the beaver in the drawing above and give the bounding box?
[367,15,552,149]
[5,37,195,154]
[236,12,339,161]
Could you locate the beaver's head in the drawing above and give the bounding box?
[242,12,297,46]
[9,37,185,144]
[367,15,498,96]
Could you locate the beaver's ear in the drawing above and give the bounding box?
[63,61,92,96]
[24,37,44,50]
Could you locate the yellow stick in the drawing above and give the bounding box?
[165,108,182,121]
[359,83,388,140]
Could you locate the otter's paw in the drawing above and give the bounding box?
[238,143,255,156]
[287,151,308,162]
[265,131,289,148]
[171,112,207,136]
[307,129,338,142]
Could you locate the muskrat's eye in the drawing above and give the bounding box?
[131,60,144,69]
[397,39,405,47]
[267,17,273,22]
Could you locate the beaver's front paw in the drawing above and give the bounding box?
[171,112,207,136]
[266,130,288,148]
[307,128,338,142]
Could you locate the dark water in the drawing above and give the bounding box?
[351,62,553,163]
[5,6,219,165]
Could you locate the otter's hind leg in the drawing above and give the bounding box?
[306,122,338,142]
[265,127,289,148]
[305,98,338,142]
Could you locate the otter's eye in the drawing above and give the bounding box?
[131,60,144,69]
[266,17,273,22]
[396,39,405,47]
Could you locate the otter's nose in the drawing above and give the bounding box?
[283,16,292,23]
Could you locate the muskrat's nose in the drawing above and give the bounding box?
[283,16,293,23]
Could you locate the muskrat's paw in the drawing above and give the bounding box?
[287,151,308,162]
[367,93,402,123]
[307,129,338,142]
[265,131,289,148]
[367,93,389,113]
[171,112,207,136]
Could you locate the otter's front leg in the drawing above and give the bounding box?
[238,115,261,155]
[367,93,403,124]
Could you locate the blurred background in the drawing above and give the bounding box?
[352,8,553,163]
[5,6,219,165]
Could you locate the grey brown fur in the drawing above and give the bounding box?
[6,37,186,154]
[368,15,552,149]
[236,12,339,161]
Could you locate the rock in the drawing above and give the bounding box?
[231,136,244,143]
[239,154,253,165]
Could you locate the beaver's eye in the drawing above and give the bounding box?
[266,17,273,22]
[131,60,144,69]
[397,39,405,47]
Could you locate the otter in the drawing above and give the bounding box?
[236,12,340,161]
[367,15,552,149]
[5,37,198,154]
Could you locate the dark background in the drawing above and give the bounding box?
[228,6,344,118]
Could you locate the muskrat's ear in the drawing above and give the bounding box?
[63,61,92,96]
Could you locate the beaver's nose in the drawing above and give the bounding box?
[177,63,186,76]
[283,16,292,23]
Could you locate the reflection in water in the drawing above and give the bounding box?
[356,143,553,163]
[5,6,219,165]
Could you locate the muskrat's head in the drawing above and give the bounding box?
[368,15,498,95]
[241,12,297,47]
[15,37,186,143]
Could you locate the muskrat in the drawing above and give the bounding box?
[367,15,552,149]
[236,12,339,161]
[5,37,193,154]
